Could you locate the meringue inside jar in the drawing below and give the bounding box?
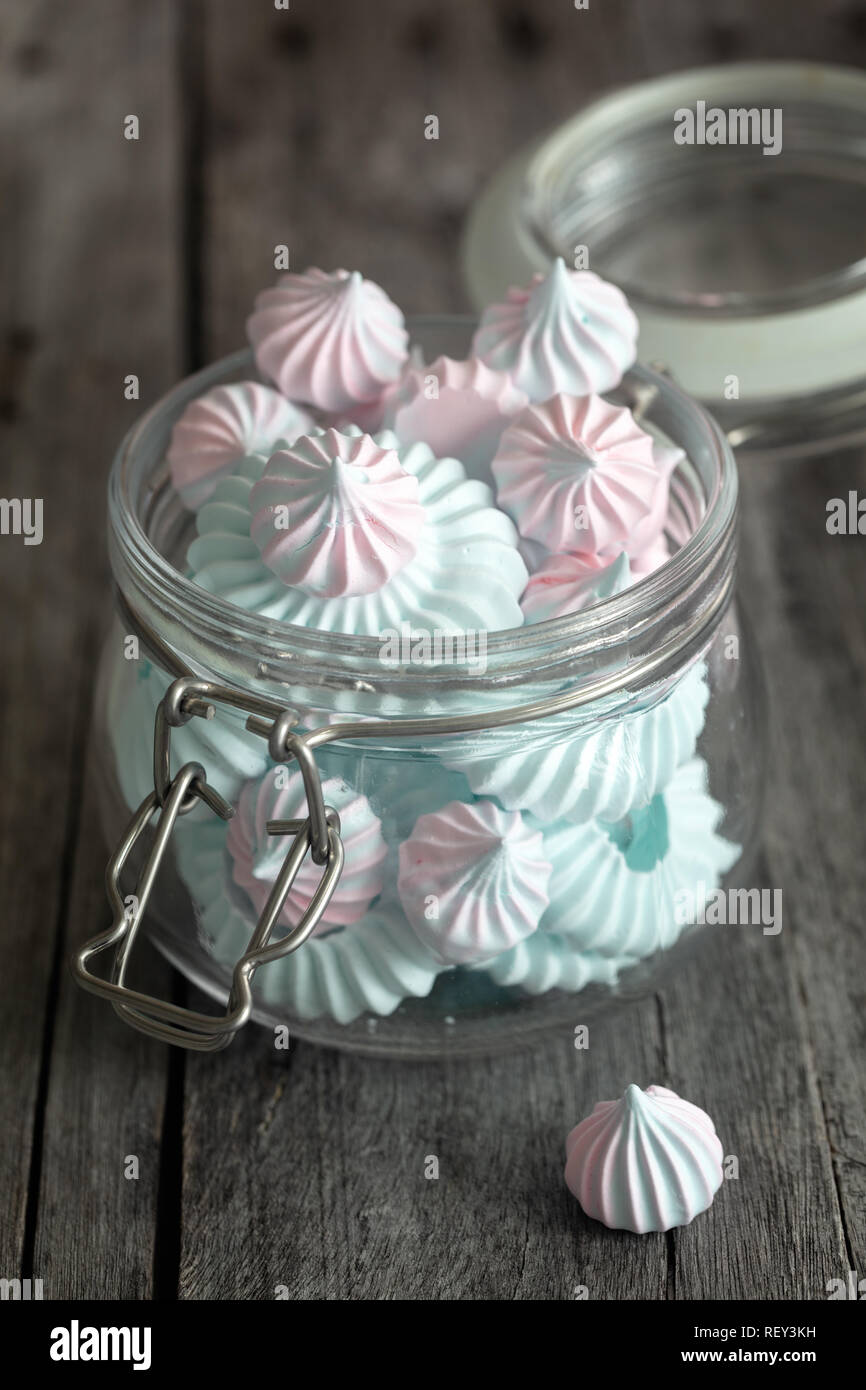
[94,318,765,1058]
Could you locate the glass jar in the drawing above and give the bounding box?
[463,61,866,460]
[87,318,765,1057]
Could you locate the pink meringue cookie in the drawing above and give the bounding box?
[492,394,663,554]
[565,1084,724,1233]
[521,550,631,623]
[249,428,425,597]
[167,382,314,510]
[472,257,638,400]
[226,767,387,932]
[383,355,528,481]
[625,438,683,557]
[398,800,551,966]
[247,267,409,412]
[629,532,671,577]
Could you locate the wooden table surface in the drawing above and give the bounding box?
[2,0,864,1300]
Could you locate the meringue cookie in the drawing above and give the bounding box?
[167,381,314,510]
[247,268,408,412]
[624,437,683,558]
[442,659,710,825]
[260,907,443,1023]
[564,1084,724,1233]
[398,800,551,965]
[521,551,632,623]
[629,532,671,577]
[188,432,528,635]
[226,766,387,931]
[472,257,638,400]
[484,937,623,996]
[537,755,740,956]
[383,355,528,481]
[492,393,663,555]
[249,429,425,597]
[173,817,442,1023]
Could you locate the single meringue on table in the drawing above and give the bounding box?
[472,256,638,400]
[247,267,409,413]
[187,427,528,636]
[383,354,528,481]
[249,428,426,597]
[492,393,665,556]
[564,1084,725,1233]
[167,381,314,510]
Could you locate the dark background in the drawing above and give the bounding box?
[1,0,864,1300]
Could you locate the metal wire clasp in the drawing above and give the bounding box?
[72,677,344,1049]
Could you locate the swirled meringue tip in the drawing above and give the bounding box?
[398,799,551,965]
[521,550,631,623]
[249,428,425,597]
[564,1084,724,1233]
[226,766,387,931]
[246,267,409,413]
[167,381,314,510]
[189,429,527,635]
[472,257,638,401]
[492,393,664,554]
[383,355,528,480]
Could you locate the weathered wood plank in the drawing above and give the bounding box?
[179,998,667,1300]
[663,912,850,1300]
[0,0,182,1295]
[733,447,866,1284]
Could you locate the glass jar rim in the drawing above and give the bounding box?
[108,326,738,704]
[523,60,866,319]
[463,61,866,427]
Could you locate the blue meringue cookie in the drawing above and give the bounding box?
[442,659,710,825]
[484,936,623,995]
[173,815,444,1024]
[104,654,269,811]
[481,756,739,992]
[187,429,527,635]
[536,755,739,955]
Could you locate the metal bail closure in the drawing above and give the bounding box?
[72,679,346,1049]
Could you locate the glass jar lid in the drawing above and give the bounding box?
[462,61,866,459]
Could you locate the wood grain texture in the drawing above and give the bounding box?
[179,994,670,1300]
[2,0,865,1301]
[0,0,182,1296]
[737,446,866,1284]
